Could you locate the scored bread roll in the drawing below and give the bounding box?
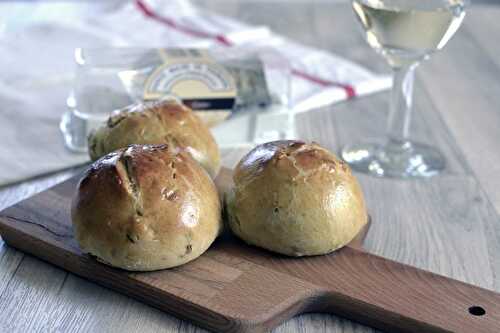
[88,100,220,178]
[226,140,367,256]
[72,144,222,271]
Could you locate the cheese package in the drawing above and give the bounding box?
[61,47,289,152]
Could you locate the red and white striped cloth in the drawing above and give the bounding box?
[116,0,391,111]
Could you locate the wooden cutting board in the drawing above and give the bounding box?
[0,168,499,333]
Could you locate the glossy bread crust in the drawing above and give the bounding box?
[72,144,222,271]
[88,100,220,178]
[227,140,367,256]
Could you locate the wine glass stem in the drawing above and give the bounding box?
[386,63,418,149]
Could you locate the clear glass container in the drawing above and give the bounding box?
[60,47,293,152]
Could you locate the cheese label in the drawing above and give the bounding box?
[143,49,236,111]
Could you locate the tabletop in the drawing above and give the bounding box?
[1,1,500,332]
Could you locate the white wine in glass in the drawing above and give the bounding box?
[342,0,467,178]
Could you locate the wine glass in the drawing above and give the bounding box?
[341,0,467,178]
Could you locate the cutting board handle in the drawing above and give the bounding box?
[311,247,500,333]
[216,168,500,332]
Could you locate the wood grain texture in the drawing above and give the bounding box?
[1,169,500,333]
[1,2,500,333]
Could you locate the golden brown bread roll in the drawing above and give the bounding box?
[226,140,367,256]
[72,144,222,271]
[88,100,220,178]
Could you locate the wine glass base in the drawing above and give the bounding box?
[341,140,445,178]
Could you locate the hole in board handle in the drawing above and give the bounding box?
[469,306,486,316]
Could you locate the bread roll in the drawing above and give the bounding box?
[72,144,222,271]
[88,100,220,178]
[226,140,367,256]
